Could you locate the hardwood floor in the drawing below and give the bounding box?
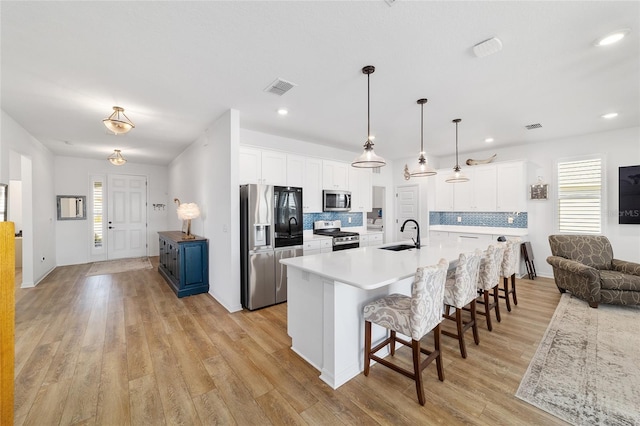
[13,259,568,425]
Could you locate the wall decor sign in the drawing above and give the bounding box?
[619,165,640,224]
[530,183,548,200]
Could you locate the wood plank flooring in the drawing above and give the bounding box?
[13,259,568,425]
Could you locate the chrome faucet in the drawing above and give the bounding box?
[400,219,421,249]
[288,216,298,235]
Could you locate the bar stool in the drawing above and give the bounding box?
[442,250,482,358]
[498,239,521,312]
[476,245,505,331]
[363,259,448,406]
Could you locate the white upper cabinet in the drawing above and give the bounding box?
[431,161,527,212]
[239,147,287,185]
[349,167,372,212]
[322,160,349,190]
[453,166,497,211]
[303,158,323,213]
[496,161,527,212]
[239,147,262,184]
[286,154,305,188]
[434,170,455,211]
[261,150,288,185]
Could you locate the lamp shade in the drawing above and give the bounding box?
[177,203,200,220]
[445,165,470,183]
[410,154,437,177]
[352,140,386,168]
[103,106,135,134]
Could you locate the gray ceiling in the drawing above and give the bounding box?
[2,1,638,166]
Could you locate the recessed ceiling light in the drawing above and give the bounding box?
[485,138,494,143]
[601,112,618,119]
[277,108,288,116]
[595,29,630,46]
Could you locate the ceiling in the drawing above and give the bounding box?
[2,1,638,166]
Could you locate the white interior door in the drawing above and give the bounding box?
[395,185,419,242]
[107,174,147,259]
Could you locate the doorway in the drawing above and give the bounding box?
[106,174,148,259]
[395,185,420,243]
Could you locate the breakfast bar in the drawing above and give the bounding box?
[280,238,486,389]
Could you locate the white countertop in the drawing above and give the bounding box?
[430,225,528,237]
[281,239,485,290]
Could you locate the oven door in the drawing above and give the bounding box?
[333,241,359,251]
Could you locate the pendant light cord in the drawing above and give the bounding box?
[367,72,370,142]
[420,102,424,153]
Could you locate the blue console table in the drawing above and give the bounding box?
[158,231,209,298]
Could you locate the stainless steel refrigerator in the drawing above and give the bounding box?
[240,184,303,310]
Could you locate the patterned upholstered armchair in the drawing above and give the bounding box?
[547,235,640,308]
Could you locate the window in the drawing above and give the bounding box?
[92,179,104,249]
[556,157,603,234]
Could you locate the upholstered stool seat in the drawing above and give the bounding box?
[442,250,482,358]
[363,259,448,406]
[476,245,505,331]
[498,239,521,312]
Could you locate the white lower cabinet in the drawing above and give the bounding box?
[303,238,332,255]
[360,232,383,247]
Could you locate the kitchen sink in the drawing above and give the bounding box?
[378,244,416,251]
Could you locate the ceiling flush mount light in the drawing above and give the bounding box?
[410,98,436,177]
[103,106,135,134]
[108,149,127,166]
[595,29,630,46]
[277,108,288,116]
[445,119,469,183]
[485,137,494,143]
[352,65,386,168]
[601,112,619,119]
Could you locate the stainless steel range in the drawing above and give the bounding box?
[313,220,359,251]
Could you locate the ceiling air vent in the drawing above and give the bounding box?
[525,123,543,130]
[264,78,297,96]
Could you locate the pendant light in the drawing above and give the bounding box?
[108,149,127,166]
[103,106,135,134]
[352,65,386,168]
[409,98,437,177]
[445,119,469,183]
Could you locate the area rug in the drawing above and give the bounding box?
[516,294,640,425]
[86,257,153,276]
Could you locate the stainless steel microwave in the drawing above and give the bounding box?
[323,190,351,212]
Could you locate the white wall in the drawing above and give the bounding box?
[437,126,640,277]
[54,156,169,266]
[0,109,56,286]
[169,110,241,312]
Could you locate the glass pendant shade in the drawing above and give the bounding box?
[410,98,437,177]
[352,140,386,168]
[103,106,135,134]
[108,149,127,166]
[445,118,469,183]
[352,65,386,168]
[410,153,437,177]
[445,165,469,183]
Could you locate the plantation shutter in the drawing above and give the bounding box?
[557,158,602,234]
[93,181,103,248]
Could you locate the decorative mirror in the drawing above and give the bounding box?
[57,195,86,220]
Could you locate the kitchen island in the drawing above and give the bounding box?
[280,238,486,389]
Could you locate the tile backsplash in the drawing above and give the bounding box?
[303,212,364,230]
[429,211,527,228]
